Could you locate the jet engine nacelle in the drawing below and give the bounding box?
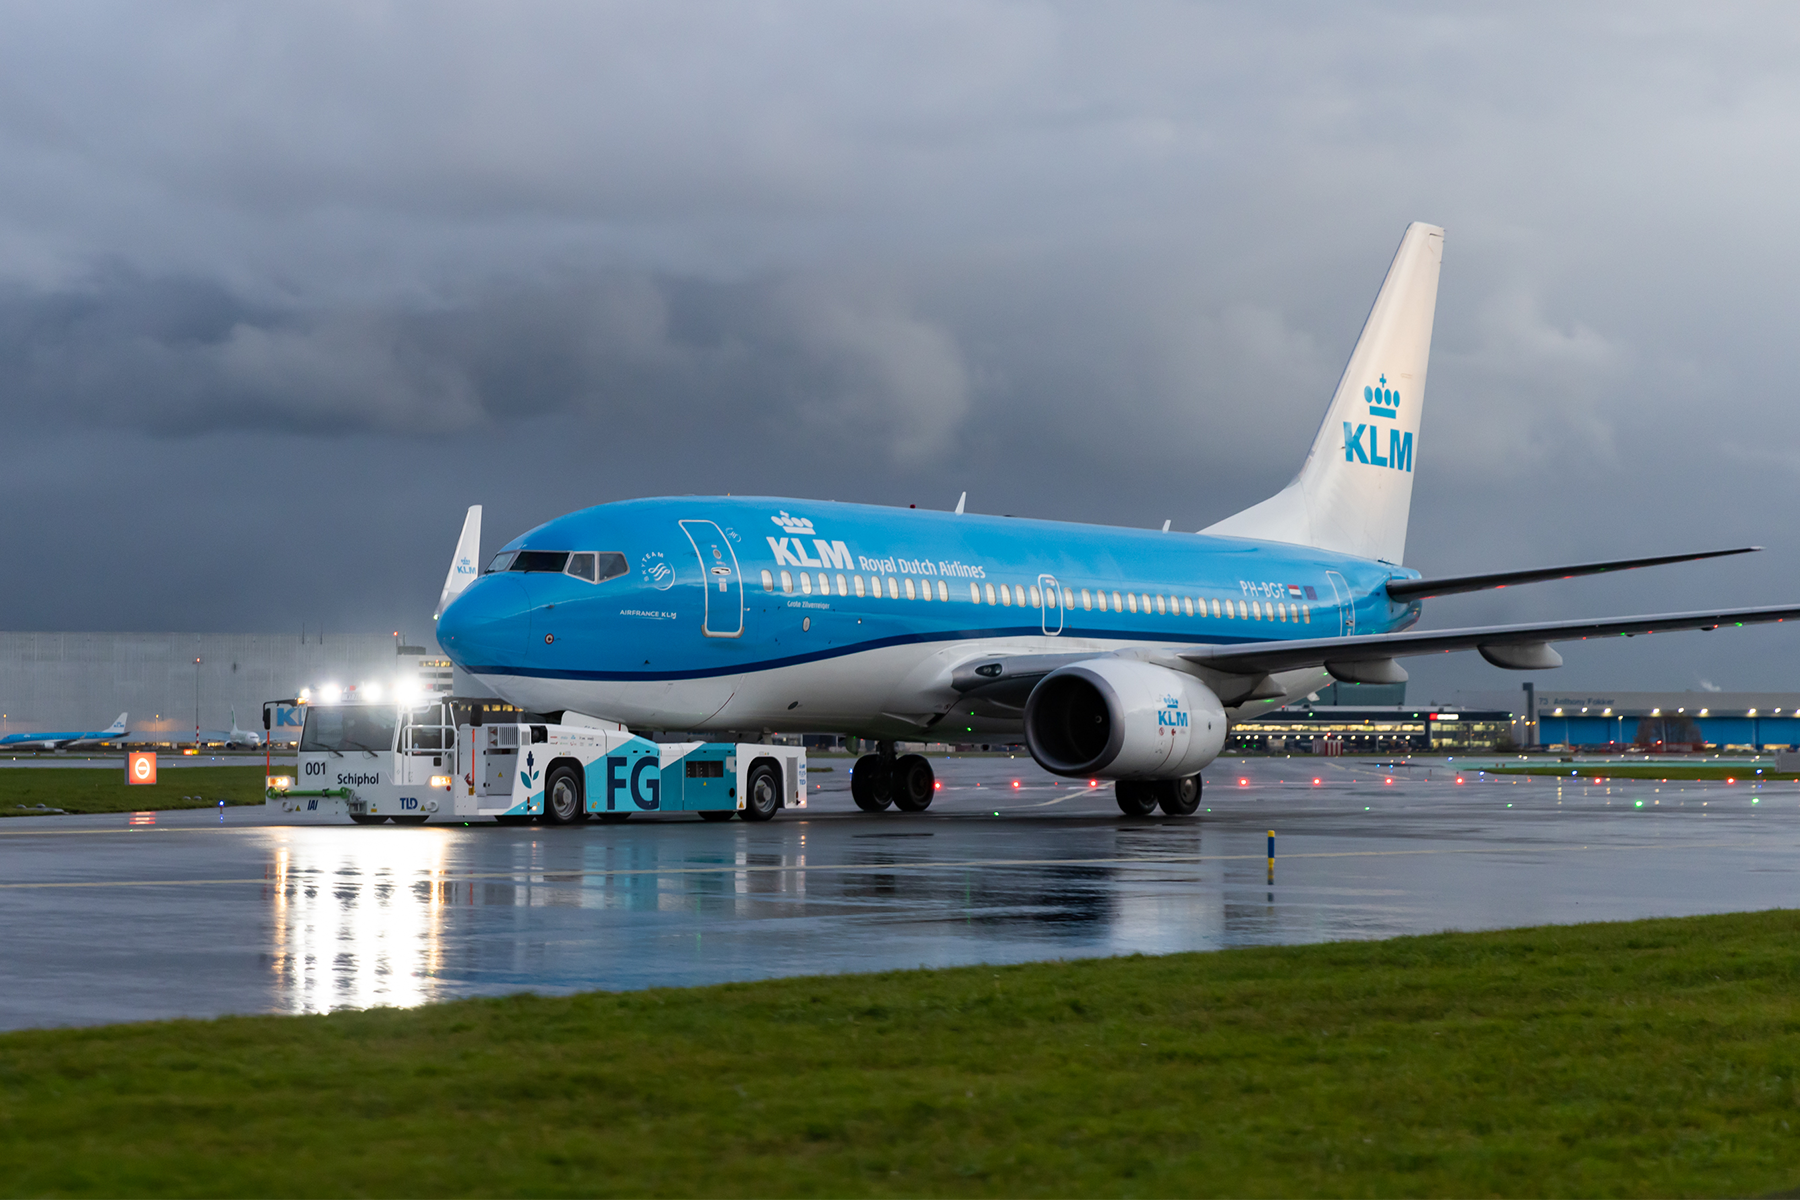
[1023,659,1227,780]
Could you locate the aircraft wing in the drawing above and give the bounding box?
[1384,546,1759,601]
[1176,602,1800,676]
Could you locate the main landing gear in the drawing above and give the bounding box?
[1115,775,1202,818]
[852,741,935,813]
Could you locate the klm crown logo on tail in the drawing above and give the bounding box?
[1365,375,1400,418]
[1343,373,1413,474]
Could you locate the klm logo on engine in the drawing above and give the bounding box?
[1157,695,1189,729]
[1342,374,1413,473]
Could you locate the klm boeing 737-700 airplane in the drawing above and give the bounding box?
[436,222,1799,818]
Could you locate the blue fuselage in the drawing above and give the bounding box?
[437,496,1421,737]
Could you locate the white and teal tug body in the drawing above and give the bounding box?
[267,698,808,824]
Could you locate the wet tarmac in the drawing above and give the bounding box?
[3,753,1799,1030]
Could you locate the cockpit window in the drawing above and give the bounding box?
[564,552,629,584]
[508,551,569,573]
[484,551,516,574]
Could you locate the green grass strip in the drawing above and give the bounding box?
[7,911,1800,1195]
[0,766,270,817]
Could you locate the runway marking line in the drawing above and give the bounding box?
[0,839,1784,891]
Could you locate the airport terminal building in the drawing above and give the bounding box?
[0,633,452,745]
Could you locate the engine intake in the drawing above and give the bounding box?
[1024,659,1227,779]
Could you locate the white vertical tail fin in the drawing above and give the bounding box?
[436,505,482,619]
[1203,222,1444,565]
[106,713,127,735]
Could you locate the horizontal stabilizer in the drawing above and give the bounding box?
[1385,546,1761,602]
[1178,602,1800,676]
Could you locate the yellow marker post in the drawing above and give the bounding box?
[1267,830,1275,884]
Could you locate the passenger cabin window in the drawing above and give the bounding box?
[904,578,916,600]
[761,569,775,592]
[837,574,849,596]
[984,583,997,605]
[1014,585,1027,607]
[855,575,867,597]
[998,584,1011,606]
[939,580,950,601]
[1183,597,1194,616]
[887,577,899,599]
[970,582,981,603]
[800,573,813,595]
[1028,586,1042,608]
[1081,589,1092,610]
[780,571,794,594]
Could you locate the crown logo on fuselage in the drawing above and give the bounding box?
[772,511,816,535]
[1365,375,1399,419]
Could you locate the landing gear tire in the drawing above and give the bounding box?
[892,754,934,812]
[543,764,586,826]
[851,754,892,812]
[1155,775,1202,817]
[1114,781,1159,817]
[494,814,534,825]
[391,815,429,826]
[349,814,388,825]
[698,809,736,822]
[741,761,782,821]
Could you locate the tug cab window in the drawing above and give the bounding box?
[301,705,399,754]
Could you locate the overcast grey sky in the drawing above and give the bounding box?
[1,2,1798,697]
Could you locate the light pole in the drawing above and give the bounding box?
[194,656,201,751]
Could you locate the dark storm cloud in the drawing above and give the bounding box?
[2,2,1800,693]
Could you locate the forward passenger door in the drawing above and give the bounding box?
[680,519,744,638]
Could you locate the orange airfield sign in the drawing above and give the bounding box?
[127,751,157,786]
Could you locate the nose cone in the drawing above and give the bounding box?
[438,575,532,669]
